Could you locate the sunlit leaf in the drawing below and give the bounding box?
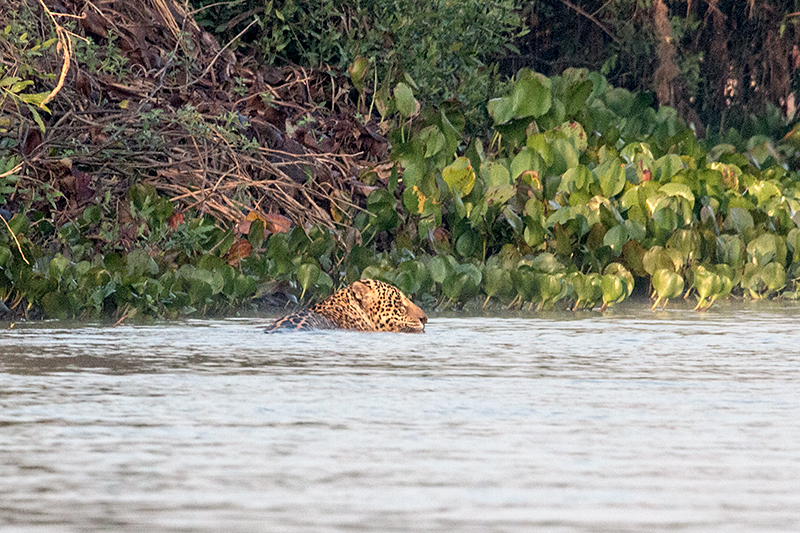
[442,156,475,196]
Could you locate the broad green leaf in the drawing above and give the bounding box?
[455,229,480,258]
[428,255,456,284]
[761,262,786,293]
[604,262,634,295]
[787,228,800,261]
[594,157,625,197]
[653,154,683,182]
[510,147,544,180]
[487,97,514,124]
[485,184,515,206]
[747,234,784,266]
[748,180,781,205]
[716,234,744,267]
[666,228,700,262]
[724,207,754,233]
[600,274,625,308]
[481,160,511,187]
[526,133,554,168]
[564,79,593,116]
[441,156,475,196]
[659,183,695,208]
[297,262,320,300]
[623,219,646,242]
[511,71,551,118]
[348,56,369,92]
[569,272,601,309]
[126,250,159,277]
[528,252,563,274]
[550,138,579,174]
[523,221,545,248]
[603,224,628,253]
[393,82,418,118]
[557,122,588,152]
[247,219,265,248]
[651,268,684,309]
[560,165,592,193]
[418,125,446,158]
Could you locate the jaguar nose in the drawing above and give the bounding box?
[420,315,427,324]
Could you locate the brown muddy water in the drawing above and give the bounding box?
[1,302,800,532]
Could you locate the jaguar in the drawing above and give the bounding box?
[264,279,427,333]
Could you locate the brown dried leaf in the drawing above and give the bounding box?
[226,239,252,266]
[263,213,292,234]
[167,211,184,230]
[234,218,253,235]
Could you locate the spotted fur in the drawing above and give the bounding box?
[264,279,427,333]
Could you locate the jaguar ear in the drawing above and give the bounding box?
[351,280,370,302]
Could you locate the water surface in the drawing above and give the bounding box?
[2,302,799,532]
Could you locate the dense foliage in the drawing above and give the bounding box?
[193,0,524,131]
[2,0,800,320]
[196,0,800,140]
[4,64,800,318]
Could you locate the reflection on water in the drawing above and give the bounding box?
[2,302,800,532]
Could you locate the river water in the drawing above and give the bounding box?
[1,302,799,532]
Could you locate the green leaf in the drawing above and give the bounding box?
[594,157,625,197]
[487,97,514,125]
[485,184,515,207]
[455,229,480,258]
[348,56,369,93]
[569,272,601,309]
[724,207,754,233]
[550,138,579,174]
[483,265,512,306]
[653,154,684,182]
[748,180,781,205]
[600,274,625,308]
[126,250,159,278]
[692,266,722,309]
[659,183,695,208]
[481,160,511,187]
[623,219,646,242]
[8,80,33,93]
[297,262,320,300]
[419,125,446,158]
[0,246,11,267]
[761,262,786,293]
[394,82,418,118]
[560,165,592,193]
[651,268,684,309]
[527,133,554,167]
[441,156,475,196]
[603,224,628,253]
[558,122,588,152]
[747,234,782,267]
[428,255,456,284]
[247,219,265,249]
[510,147,544,180]
[716,234,744,267]
[564,79,593,116]
[511,71,552,118]
[528,252,563,273]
